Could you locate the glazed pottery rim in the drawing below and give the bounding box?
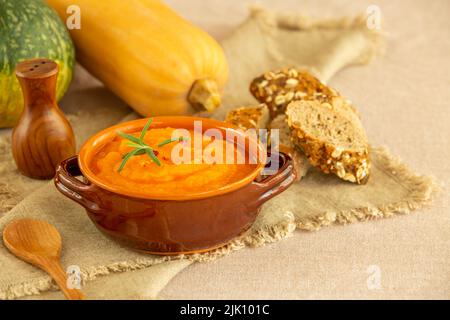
[78,116,267,201]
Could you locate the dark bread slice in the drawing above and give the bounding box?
[250,68,355,118]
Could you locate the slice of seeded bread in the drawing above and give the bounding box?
[269,114,311,180]
[286,100,370,184]
[225,104,270,130]
[250,68,358,118]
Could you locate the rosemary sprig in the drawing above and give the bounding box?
[116,118,187,172]
[117,118,159,172]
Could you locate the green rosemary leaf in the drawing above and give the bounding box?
[117,118,165,171]
[145,148,161,166]
[121,149,146,159]
[140,118,153,141]
[126,142,144,149]
[157,137,189,147]
[134,149,146,156]
[157,138,172,147]
[118,148,143,172]
[117,131,142,144]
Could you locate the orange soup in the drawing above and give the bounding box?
[90,127,258,197]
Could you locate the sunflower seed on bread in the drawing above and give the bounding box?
[250,68,351,118]
[286,100,370,184]
[269,114,311,181]
[225,104,270,131]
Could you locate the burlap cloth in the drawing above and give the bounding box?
[0,8,439,299]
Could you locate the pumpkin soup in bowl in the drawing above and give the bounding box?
[91,127,259,199]
[80,117,266,200]
[55,117,296,254]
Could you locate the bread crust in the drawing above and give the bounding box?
[249,68,352,118]
[225,104,270,130]
[269,115,311,181]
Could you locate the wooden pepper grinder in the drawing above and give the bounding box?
[12,58,76,179]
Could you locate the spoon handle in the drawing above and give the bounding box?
[41,259,85,300]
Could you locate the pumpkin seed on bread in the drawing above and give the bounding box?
[286,100,371,184]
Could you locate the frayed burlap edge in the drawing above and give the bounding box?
[251,5,378,31]
[295,146,441,231]
[0,182,17,215]
[249,6,385,78]
[0,137,19,214]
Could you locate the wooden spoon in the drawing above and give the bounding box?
[3,219,85,300]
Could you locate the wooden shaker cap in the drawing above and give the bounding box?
[15,58,58,79]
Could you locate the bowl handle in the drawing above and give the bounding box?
[251,152,297,205]
[54,156,100,212]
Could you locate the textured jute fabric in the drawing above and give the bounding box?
[0,8,438,299]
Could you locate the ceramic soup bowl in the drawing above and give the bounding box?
[55,117,296,254]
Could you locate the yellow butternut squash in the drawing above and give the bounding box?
[46,0,229,115]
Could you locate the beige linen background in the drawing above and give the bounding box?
[159,0,450,300]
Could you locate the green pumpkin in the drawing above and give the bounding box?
[0,0,75,128]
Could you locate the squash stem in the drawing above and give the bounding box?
[188,78,221,112]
